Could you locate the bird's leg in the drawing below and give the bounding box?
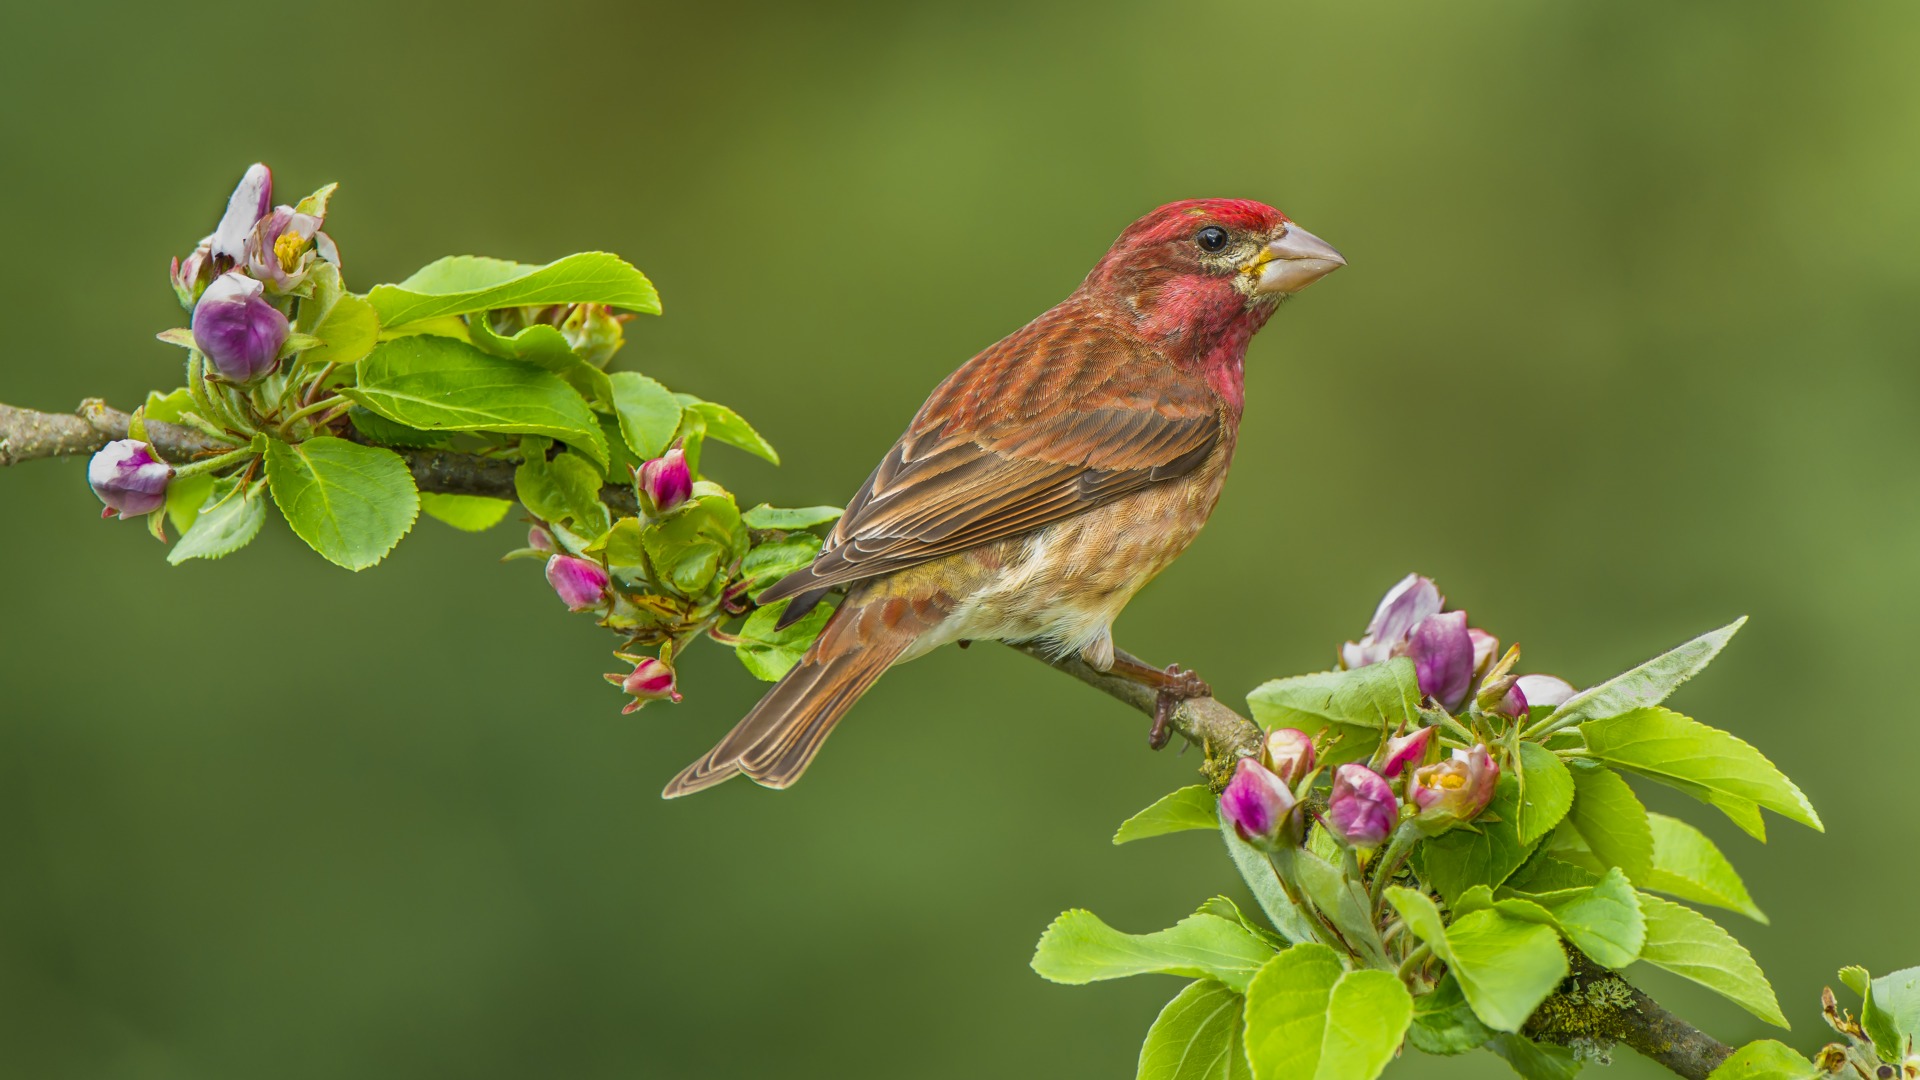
[1106,654,1212,750]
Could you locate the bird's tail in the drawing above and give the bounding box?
[661,591,947,798]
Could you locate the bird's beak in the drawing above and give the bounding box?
[1253,224,1346,296]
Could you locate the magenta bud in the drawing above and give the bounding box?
[606,656,681,712]
[87,439,173,518]
[1468,628,1499,679]
[1341,573,1444,669]
[171,243,212,310]
[1412,745,1500,825]
[1219,757,1299,850]
[210,163,272,264]
[1376,726,1435,779]
[637,447,692,512]
[1328,764,1398,849]
[1496,682,1529,719]
[528,526,555,552]
[1261,727,1316,786]
[1407,610,1474,711]
[191,272,288,382]
[545,554,609,611]
[1514,674,1576,709]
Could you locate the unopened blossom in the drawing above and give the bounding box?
[1493,682,1529,719]
[1412,745,1500,825]
[545,554,609,611]
[558,303,630,368]
[1220,757,1298,850]
[637,447,692,512]
[1261,727,1316,786]
[191,272,288,382]
[1340,574,1481,710]
[87,439,173,518]
[1376,726,1434,779]
[528,526,555,552]
[606,656,680,712]
[1406,610,1474,710]
[1514,674,1576,709]
[1327,764,1398,849]
[1468,629,1499,679]
[209,163,272,264]
[1341,573,1443,669]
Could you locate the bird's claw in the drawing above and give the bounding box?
[1148,664,1211,750]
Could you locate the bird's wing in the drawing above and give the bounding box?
[758,311,1223,605]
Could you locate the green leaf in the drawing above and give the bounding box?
[1846,965,1920,1064]
[300,292,379,368]
[419,493,512,532]
[1486,1034,1583,1080]
[168,475,267,564]
[1499,867,1646,969]
[1564,762,1654,883]
[263,437,419,571]
[742,503,843,530]
[514,449,609,534]
[468,315,613,406]
[1219,818,1317,946]
[1031,910,1275,994]
[1408,976,1495,1056]
[1644,813,1766,923]
[344,335,608,468]
[1635,892,1786,1027]
[1706,1040,1819,1080]
[1241,943,1413,1080]
[1386,888,1568,1033]
[1579,708,1821,838]
[1411,770,1542,905]
[1514,743,1575,845]
[347,406,444,448]
[1138,980,1254,1080]
[608,371,684,461]
[1116,786,1221,845]
[642,492,745,597]
[368,252,660,326]
[738,535,821,600]
[682,399,779,464]
[1527,617,1745,737]
[1284,848,1386,966]
[733,600,832,681]
[1196,896,1289,952]
[144,387,196,425]
[163,471,214,535]
[1247,659,1420,737]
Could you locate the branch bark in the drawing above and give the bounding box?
[0,400,636,514]
[1,395,1743,1080]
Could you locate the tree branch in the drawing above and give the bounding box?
[1011,643,1739,1080]
[0,395,1746,1080]
[0,400,636,514]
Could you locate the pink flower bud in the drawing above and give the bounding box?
[1468,628,1499,678]
[606,656,681,712]
[637,447,692,512]
[1406,610,1474,711]
[210,163,273,264]
[545,554,609,611]
[527,526,555,552]
[1341,573,1443,669]
[171,243,212,310]
[1327,764,1398,849]
[87,439,173,518]
[192,272,288,382]
[1495,682,1529,719]
[1514,674,1576,709]
[1412,745,1500,825]
[1375,726,1435,779]
[1260,728,1316,785]
[1219,757,1298,850]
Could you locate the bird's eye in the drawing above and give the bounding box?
[1196,226,1229,253]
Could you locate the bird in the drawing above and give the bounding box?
[662,199,1344,798]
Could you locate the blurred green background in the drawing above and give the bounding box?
[2,1,1915,1077]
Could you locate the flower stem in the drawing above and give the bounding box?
[279,394,348,434]
[172,446,258,480]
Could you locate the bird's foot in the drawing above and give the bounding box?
[1147,665,1211,750]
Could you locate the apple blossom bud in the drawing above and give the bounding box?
[1376,726,1435,779]
[558,303,630,368]
[192,272,288,382]
[1219,757,1299,850]
[1407,610,1474,710]
[606,656,681,712]
[1468,628,1499,679]
[1412,746,1500,825]
[1327,764,1398,849]
[637,447,692,512]
[210,163,272,264]
[1495,682,1529,719]
[528,526,555,552]
[545,554,609,611]
[170,243,212,309]
[87,439,173,518]
[1341,573,1444,669]
[1260,727,1316,785]
[1514,674,1576,709]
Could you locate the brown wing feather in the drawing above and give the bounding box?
[759,302,1223,615]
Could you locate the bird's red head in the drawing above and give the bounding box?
[1080,198,1344,407]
